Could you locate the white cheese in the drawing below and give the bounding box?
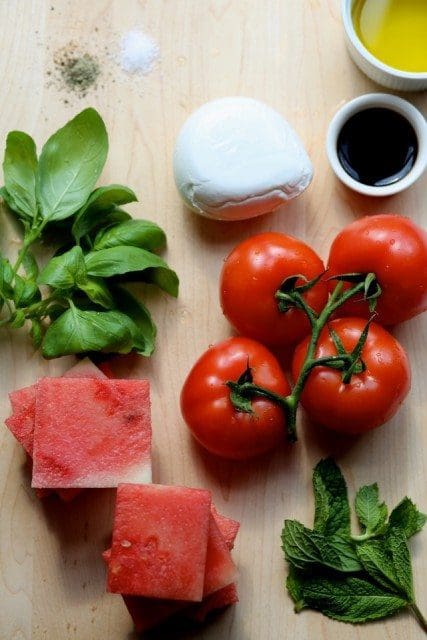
[173,97,313,221]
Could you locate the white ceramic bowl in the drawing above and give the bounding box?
[326,93,427,196]
[342,0,427,92]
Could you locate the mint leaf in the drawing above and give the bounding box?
[286,567,306,612]
[355,483,388,536]
[3,131,38,220]
[356,540,402,594]
[72,184,137,241]
[282,520,361,573]
[38,246,87,289]
[387,528,414,603]
[313,458,350,535]
[389,498,427,539]
[37,108,108,222]
[302,575,408,623]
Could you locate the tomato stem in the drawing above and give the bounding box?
[227,273,377,442]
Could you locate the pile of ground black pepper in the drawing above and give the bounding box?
[52,42,101,97]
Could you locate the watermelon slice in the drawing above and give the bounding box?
[107,484,211,601]
[104,502,239,632]
[32,378,151,489]
[5,359,107,456]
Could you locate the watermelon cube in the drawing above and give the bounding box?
[6,385,37,455]
[62,358,108,379]
[203,514,237,596]
[32,378,151,489]
[104,502,239,632]
[107,484,211,601]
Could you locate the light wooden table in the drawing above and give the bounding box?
[0,1,426,639]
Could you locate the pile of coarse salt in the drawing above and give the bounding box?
[119,29,160,76]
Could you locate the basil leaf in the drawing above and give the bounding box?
[30,318,43,349]
[42,305,135,358]
[112,286,156,356]
[386,528,414,602]
[0,257,15,299]
[22,251,39,280]
[302,575,408,623]
[72,184,137,241]
[38,246,86,289]
[282,520,361,573]
[13,274,41,308]
[84,246,179,297]
[313,458,351,536]
[355,484,388,536]
[389,498,427,539]
[356,540,402,594]
[9,309,26,328]
[78,277,114,309]
[93,219,166,252]
[3,131,38,219]
[37,108,108,222]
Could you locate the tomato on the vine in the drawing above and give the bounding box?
[220,232,328,348]
[327,214,427,325]
[291,317,411,434]
[180,336,291,460]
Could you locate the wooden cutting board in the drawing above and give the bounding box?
[0,1,425,638]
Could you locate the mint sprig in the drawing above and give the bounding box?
[0,108,178,358]
[281,459,427,631]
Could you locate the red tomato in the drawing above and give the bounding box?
[220,233,328,348]
[327,214,427,325]
[180,337,291,460]
[291,318,411,434]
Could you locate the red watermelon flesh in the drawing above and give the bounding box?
[5,358,107,456]
[184,582,239,623]
[6,385,37,455]
[203,514,237,596]
[107,484,211,601]
[32,378,151,489]
[104,504,239,632]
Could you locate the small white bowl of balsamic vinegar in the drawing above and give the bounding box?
[342,0,427,91]
[327,93,427,196]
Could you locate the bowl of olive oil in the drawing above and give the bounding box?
[342,0,427,90]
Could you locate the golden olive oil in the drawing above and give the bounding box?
[352,0,427,72]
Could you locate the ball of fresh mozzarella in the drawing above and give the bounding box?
[173,97,313,221]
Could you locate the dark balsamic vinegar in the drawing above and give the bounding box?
[337,108,418,187]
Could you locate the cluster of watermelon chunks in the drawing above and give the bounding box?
[103,484,239,632]
[5,359,240,631]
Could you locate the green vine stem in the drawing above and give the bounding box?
[226,273,378,443]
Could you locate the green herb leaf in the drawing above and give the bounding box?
[93,219,166,252]
[0,257,15,299]
[389,497,427,539]
[38,246,87,289]
[9,309,26,328]
[112,285,156,356]
[282,520,361,573]
[302,574,408,623]
[22,251,39,280]
[42,304,135,358]
[78,277,114,309]
[313,458,351,536]
[72,184,137,241]
[387,528,414,602]
[356,540,402,594]
[286,567,306,612]
[355,483,388,536]
[30,318,43,349]
[13,274,41,308]
[37,108,108,222]
[84,246,179,297]
[3,131,38,219]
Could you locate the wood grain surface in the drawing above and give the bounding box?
[0,1,426,639]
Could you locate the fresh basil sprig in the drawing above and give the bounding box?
[0,108,178,358]
[282,459,427,631]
